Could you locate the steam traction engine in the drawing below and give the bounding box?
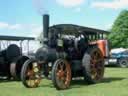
[0,36,34,80]
[21,14,109,90]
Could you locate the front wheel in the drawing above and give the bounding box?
[52,59,71,90]
[21,58,41,88]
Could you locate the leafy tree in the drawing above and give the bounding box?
[108,10,128,48]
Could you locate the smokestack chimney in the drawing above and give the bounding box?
[43,14,49,41]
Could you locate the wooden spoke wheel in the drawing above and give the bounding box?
[21,58,41,88]
[82,47,104,84]
[52,59,71,90]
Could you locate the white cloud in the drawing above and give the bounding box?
[91,0,128,9]
[56,0,85,7]
[9,24,22,30]
[0,22,9,28]
[0,22,42,37]
[30,26,42,37]
[0,22,22,30]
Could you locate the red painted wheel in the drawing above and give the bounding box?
[82,47,104,84]
[21,58,41,88]
[52,59,71,90]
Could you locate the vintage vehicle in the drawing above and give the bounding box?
[106,48,128,67]
[0,35,35,80]
[21,14,109,90]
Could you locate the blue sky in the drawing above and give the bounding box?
[0,0,128,37]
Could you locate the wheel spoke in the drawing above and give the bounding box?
[53,59,71,89]
[26,63,41,87]
[90,50,104,81]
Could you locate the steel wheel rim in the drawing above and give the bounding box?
[90,50,104,81]
[55,60,71,89]
[25,62,41,87]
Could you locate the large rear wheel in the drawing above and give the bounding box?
[82,47,104,84]
[52,59,71,90]
[21,58,41,88]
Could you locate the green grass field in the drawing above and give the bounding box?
[0,68,128,96]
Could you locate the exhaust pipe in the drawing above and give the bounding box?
[43,14,49,42]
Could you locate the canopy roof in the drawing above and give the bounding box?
[0,35,35,41]
[50,24,110,35]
